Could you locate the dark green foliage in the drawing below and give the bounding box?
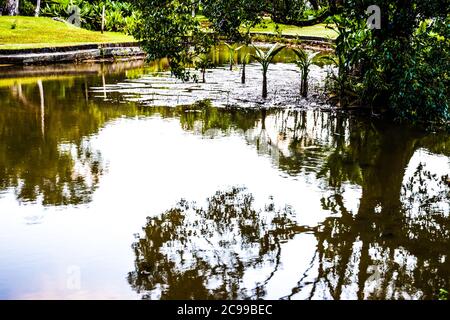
[390,23,450,125]
[40,0,139,33]
[329,0,450,126]
[270,0,336,26]
[202,0,265,41]
[1,0,19,15]
[19,0,36,15]
[271,0,306,24]
[440,289,449,300]
[132,0,215,81]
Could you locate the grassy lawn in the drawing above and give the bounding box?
[197,15,336,40]
[0,16,334,51]
[250,18,336,39]
[0,16,135,50]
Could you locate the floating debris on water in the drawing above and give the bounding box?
[90,63,333,109]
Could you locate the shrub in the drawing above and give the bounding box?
[20,0,36,15]
[327,2,450,126]
[40,0,140,34]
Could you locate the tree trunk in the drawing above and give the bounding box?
[4,0,19,16]
[241,63,246,84]
[309,0,319,10]
[202,69,206,83]
[300,71,304,97]
[328,0,337,13]
[101,5,105,34]
[35,0,41,17]
[262,70,268,99]
[301,73,308,97]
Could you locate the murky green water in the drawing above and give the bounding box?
[0,60,449,300]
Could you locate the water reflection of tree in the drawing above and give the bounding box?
[128,109,450,300]
[308,162,450,300]
[138,101,264,135]
[128,187,310,300]
[0,74,141,206]
[278,112,450,300]
[129,173,449,300]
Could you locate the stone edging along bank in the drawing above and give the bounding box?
[0,42,146,65]
[0,35,333,65]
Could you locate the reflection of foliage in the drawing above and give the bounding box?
[0,74,141,206]
[401,163,450,259]
[312,157,450,299]
[134,107,450,300]
[128,169,450,300]
[128,187,305,300]
[0,141,103,206]
[402,163,450,215]
[142,101,264,135]
[3,71,450,298]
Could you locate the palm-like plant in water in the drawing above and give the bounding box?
[241,52,250,84]
[292,48,318,98]
[252,43,286,99]
[194,53,214,83]
[224,42,244,71]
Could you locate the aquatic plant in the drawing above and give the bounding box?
[251,43,286,98]
[292,47,317,98]
[224,42,244,71]
[194,53,214,83]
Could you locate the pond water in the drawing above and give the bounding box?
[0,59,449,300]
